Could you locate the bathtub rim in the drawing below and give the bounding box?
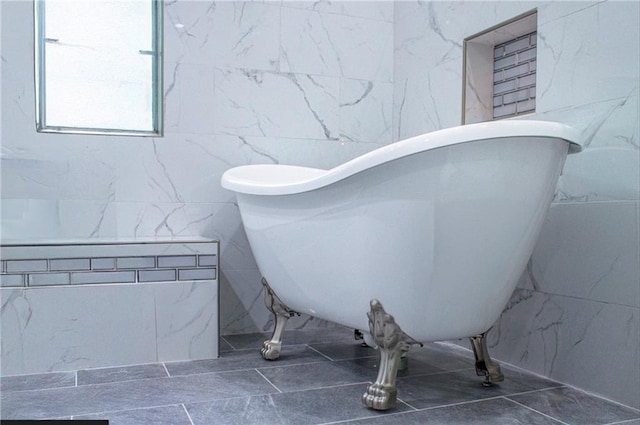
[221,120,581,196]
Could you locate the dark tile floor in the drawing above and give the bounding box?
[1,327,638,425]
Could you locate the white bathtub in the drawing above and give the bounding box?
[222,120,581,409]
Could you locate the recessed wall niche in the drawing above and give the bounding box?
[463,10,538,124]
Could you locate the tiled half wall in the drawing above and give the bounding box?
[0,238,219,376]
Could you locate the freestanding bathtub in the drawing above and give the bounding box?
[221,120,581,410]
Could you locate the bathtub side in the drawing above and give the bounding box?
[236,136,570,342]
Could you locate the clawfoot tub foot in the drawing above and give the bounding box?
[362,299,422,410]
[469,331,504,386]
[261,278,298,361]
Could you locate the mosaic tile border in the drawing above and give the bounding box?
[0,239,218,287]
[493,30,537,119]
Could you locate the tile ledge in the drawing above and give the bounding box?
[0,235,217,247]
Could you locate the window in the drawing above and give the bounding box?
[35,0,163,136]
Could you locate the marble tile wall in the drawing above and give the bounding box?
[393,0,639,409]
[0,1,394,335]
[0,239,219,376]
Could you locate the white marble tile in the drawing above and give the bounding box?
[393,72,463,142]
[529,202,639,308]
[543,94,640,202]
[219,268,269,334]
[536,1,640,111]
[162,0,217,65]
[339,79,393,144]
[113,202,217,239]
[393,1,466,83]
[393,1,604,91]
[490,289,640,409]
[282,1,393,23]
[213,68,340,140]
[163,0,280,71]
[164,62,216,135]
[113,134,246,204]
[219,267,329,335]
[1,199,61,240]
[206,1,281,71]
[0,285,157,375]
[0,1,37,133]
[0,141,117,204]
[122,134,263,204]
[205,203,256,272]
[558,146,640,202]
[393,1,550,82]
[54,200,118,239]
[1,280,219,376]
[274,137,381,169]
[155,281,219,361]
[280,7,393,82]
[537,1,601,25]
[217,134,380,170]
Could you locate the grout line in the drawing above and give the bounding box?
[415,394,507,413]
[162,362,171,378]
[506,397,572,424]
[396,366,477,380]
[318,409,417,425]
[305,344,336,361]
[603,419,640,425]
[255,368,283,393]
[257,379,374,396]
[68,403,193,419]
[396,398,419,411]
[256,359,330,371]
[561,385,640,414]
[219,335,239,351]
[74,371,78,387]
[292,380,373,393]
[501,384,567,398]
[182,403,195,425]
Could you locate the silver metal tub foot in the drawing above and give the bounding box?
[362,299,421,411]
[469,330,504,386]
[260,278,298,361]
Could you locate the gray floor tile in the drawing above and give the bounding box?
[394,365,561,409]
[1,369,278,419]
[166,345,329,377]
[282,326,357,345]
[222,332,270,350]
[408,342,476,370]
[77,363,168,386]
[258,359,375,393]
[186,382,412,425]
[508,387,640,425]
[2,343,635,425]
[0,371,76,392]
[75,404,192,425]
[223,326,354,350]
[219,336,235,352]
[308,341,378,361]
[335,343,474,381]
[339,397,564,424]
